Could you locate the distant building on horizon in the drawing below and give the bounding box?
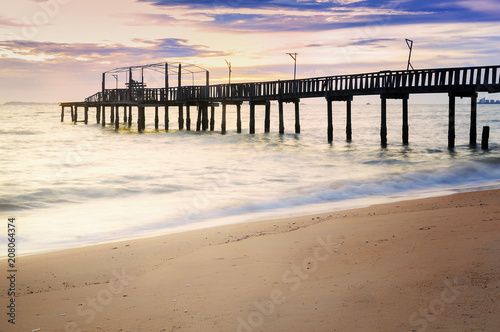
[478,97,500,104]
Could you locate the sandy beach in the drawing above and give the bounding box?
[2,189,500,332]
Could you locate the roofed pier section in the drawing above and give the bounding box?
[60,63,500,148]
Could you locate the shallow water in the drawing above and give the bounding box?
[1,100,499,255]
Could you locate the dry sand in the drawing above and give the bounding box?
[1,189,500,332]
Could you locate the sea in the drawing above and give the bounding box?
[1,100,500,256]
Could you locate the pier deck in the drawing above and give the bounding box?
[60,64,500,147]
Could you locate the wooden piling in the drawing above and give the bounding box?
[470,94,477,147]
[402,96,409,145]
[138,107,142,132]
[70,106,74,122]
[186,105,191,131]
[61,106,65,122]
[84,106,89,125]
[102,106,106,127]
[327,99,333,143]
[381,96,387,147]
[164,106,169,131]
[279,101,285,134]
[202,106,209,131]
[264,102,270,133]
[294,100,300,134]
[210,106,215,131]
[124,106,128,123]
[196,106,202,131]
[237,103,242,133]
[115,106,119,130]
[448,93,456,149]
[346,98,352,141]
[142,107,146,131]
[155,106,159,130]
[110,106,115,124]
[74,106,78,124]
[482,126,490,150]
[178,105,184,130]
[250,102,256,134]
[138,106,145,132]
[221,103,227,134]
[96,106,101,124]
[128,106,132,126]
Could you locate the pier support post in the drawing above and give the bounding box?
[124,106,127,124]
[155,106,159,130]
[70,106,74,122]
[250,102,256,134]
[279,100,285,134]
[210,106,215,131]
[84,106,89,125]
[470,93,477,147]
[264,102,270,133]
[482,126,490,150]
[237,103,242,134]
[61,106,65,122]
[110,106,115,124]
[186,105,191,131]
[202,105,209,131]
[138,107,142,132]
[221,103,227,134]
[115,106,119,130]
[448,93,456,149]
[380,95,387,147]
[138,106,145,132]
[402,95,409,145]
[327,99,333,143]
[294,100,300,134]
[74,106,78,124]
[128,107,132,127]
[178,105,184,130]
[196,106,202,131]
[346,98,352,141]
[102,107,106,127]
[97,106,101,124]
[164,106,169,131]
[142,107,146,131]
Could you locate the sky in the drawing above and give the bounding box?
[1,0,500,103]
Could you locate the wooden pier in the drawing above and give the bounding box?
[60,63,500,148]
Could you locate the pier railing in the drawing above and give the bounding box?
[85,65,500,104]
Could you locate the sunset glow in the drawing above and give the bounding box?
[1,0,500,102]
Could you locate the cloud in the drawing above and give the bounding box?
[456,0,500,15]
[132,0,500,34]
[0,38,228,63]
[128,1,436,32]
[0,15,24,28]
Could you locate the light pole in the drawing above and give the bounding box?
[286,52,298,80]
[112,74,118,101]
[112,74,118,89]
[225,59,232,84]
[406,39,414,71]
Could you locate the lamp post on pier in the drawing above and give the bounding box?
[225,59,232,84]
[112,74,118,101]
[406,39,414,71]
[286,52,298,80]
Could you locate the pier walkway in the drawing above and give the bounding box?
[60,63,500,148]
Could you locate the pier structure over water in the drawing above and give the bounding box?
[60,63,500,148]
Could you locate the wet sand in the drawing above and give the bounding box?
[2,189,500,331]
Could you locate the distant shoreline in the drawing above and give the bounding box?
[3,101,58,105]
